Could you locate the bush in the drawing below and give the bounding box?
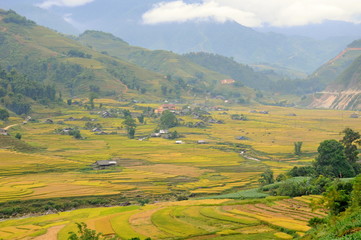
[0,108,9,121]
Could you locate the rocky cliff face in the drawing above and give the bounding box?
[309,52,361,110]
[309,90,361,110]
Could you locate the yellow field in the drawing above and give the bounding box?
[0,102,359,201]
[0,100,356,239]
[0,196,324,239]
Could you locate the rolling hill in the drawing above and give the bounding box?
[0,9,167,100]
[77,30,227,84]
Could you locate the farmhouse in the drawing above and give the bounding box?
[0,128,8,136]
[92,160,117,169]
[350,113,359,118]
[155,104,176,114]
[221,79,235,85]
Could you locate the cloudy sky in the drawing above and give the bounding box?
[36,0,94,9]
[142,0,361,27]
[35,0,361,28]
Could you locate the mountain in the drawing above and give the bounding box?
[0,9,170,99]
[183,52,275,90]
[1,0,354,74]
[0,10,258,105]
[78,30,227,83]
[309,39,361,86]
[308,40,361,110]
[77,30,259,101]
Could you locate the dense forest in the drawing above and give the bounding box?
[0,67,57,114]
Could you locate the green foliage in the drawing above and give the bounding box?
[288,166,316,177]
[0,68,57,114]
[0,108,9,120]
[136,115,145,124]
[68,222,119,240]
[67,49,92,59]
[15,133,22,140]
[123,117,136,139]
[308,217,327,228]
[350,175,361,209]
[294,141,303,155]
[2,10,35,26]
[340,128,361,173]
[314,140,356,178]
[183,52,271,90]
[231,114,247,120]
[68,129,82,139]
[320,181,353,215]
[262,176,331,197]
[259,169,274,185]
[159,110,178,129]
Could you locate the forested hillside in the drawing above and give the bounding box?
[78,30,256,100]
[0,68,56,114]
[0,10,167,99]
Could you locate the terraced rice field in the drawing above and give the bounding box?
[0,100,357,239]
[0,101,359,201]
[0,196,325,239]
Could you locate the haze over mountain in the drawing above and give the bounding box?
[2,0,360,74]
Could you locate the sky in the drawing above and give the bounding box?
[35,0,361,28]
[142,0,361,27]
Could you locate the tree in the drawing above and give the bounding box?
[314,140,355,178]
[294,141,303,155]
[0,108,9,121]
[89,93,98,110]
[68,222,118,240]
[317,180,353,215]
[68,222,151,240]
[137,115,145,124]
[159,110,178,129]
[259,169,274,185]
[340,128,361,173]
[15,133,22,140]
[123,117,136,139]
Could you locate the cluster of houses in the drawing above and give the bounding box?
[250,110,269,114]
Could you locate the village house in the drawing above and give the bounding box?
[0,128,8,136]
[220,79,235,85]
[155,104,176,114]
[91,160,117,169]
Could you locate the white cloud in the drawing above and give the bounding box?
[142,0,361,27]
[36,0,94,9]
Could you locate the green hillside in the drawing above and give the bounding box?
[78,30,258,100]
[183,52,274,90]
[334,55,361,89]
[0,10,166,99]
[78,31,227,83]
[308,39,361,86]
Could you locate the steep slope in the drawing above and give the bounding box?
[0,10,165,99]
[309,54,361,110]
[77,30,257,100]
[183,52,275,90]
[309,39,361,86]
[77,30,227,83]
